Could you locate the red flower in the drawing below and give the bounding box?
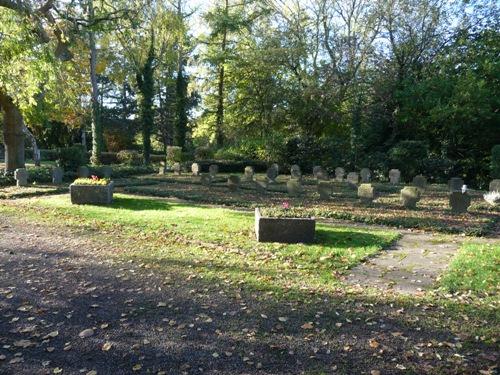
[282,201,290,209]
[91,175,99,181]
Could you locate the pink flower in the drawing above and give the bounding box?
[91,175,99,181]
[282,201,290,209]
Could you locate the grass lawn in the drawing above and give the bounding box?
[0,194,399,297]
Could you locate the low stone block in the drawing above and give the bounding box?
[317,181,332,200]
[412,175,427,191]
[14,168,28,187]
[360,168,371,183]
[266,166,278,183]
[191,163,200,176]
[173,162,182,175]
[158,166,166,175]
[358,183,375,202]
[270,163,279,174]
[70,181,114,205]
[227,175,240,191]
[448,177,464,192]
[77,166,89,178]
[286,179,303,196]
[244,166,254,181]
[52,167,63,184]
[449,192,471,214]
[389,169,401,184]
[255,208,315,244]
[290,164,302,180]
[489,179,500,192]
[401,186,421,209]
[335,167,345,182]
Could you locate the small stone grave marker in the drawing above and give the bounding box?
[360,168,371,183]
[448,177,464,192]
[489,179,500,192]
[412,175,427,191]
[266,166,278,183]
[317,181,332,200]
[77,166,89,178]
[52,167,63,184]
[312,166,323,178]
[14,168,28,187]
[389,169,401,184]
[270,163,279,174]
[401,186,421,209]
[244,166,254,181]
[358,183,375,202]
[346,172,359,189]
[290,164,302,180]
[191,163,200,176]
[335,167,345,182]
[227,175,240,191]
[173,162,182,175]
[449,192,471,214]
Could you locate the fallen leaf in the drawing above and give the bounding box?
[102,342,112,351]
[278,317,288,322]
[301,322,314,330]
[78,329,94,338]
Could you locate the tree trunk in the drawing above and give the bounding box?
[0,92,25,174]
[175,59,188,149]
[23,125,40,166]
[215,0,228,148]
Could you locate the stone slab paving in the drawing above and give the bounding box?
[345,232,462,294]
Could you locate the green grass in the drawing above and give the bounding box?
[440,242,500,295]
[0,193,399,298]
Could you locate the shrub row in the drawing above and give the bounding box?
[194,160,268,173]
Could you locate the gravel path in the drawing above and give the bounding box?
[0,215,497,374]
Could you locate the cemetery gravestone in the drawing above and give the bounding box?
[270,163,279,174]
[317,181,332,200]
[346,172,359,189]
[173,162,182,175]
[358,183,375,202]
[286,179,303,197]
[227,175,241,191]
[244,166,254,181]
[489,179,500,192]
[159,161,166,175]
[77,166,89,178]
[52,167,63,184]
[449,192,471,214]
[102,166,112,178]
[209,164,218,178]
[316,169,329,181]
[14,168,28,187]
[191,163,200,176]
[313,166,323,178]
[290,164,302,180]
[360,168,371,183]
[389,169,401,184]
[412,175,427,191]
[448,177,464,192]
[401,186,421,209]
[335,167,345,182]
[266,166,278,183]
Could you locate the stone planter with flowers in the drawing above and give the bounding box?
[70,175,114,205]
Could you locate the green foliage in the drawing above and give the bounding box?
[166,146,182,165]
[56,145,88,171]
[389,141,428,181]
[73,177,110,186]
[194,146,215,160]
[491,145,500,179]
[117,150,142,166]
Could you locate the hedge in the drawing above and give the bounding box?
[193,159,268,173]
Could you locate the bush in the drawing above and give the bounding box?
[0,174,15,187]
[100,152,119,165]
[389,141,428,181]
[27,166,53,183]
[38,149,58,161]
[166,146,182,166]
[89,164,155,178]
[194,146,214,160]
[421,157,455,183]
[491,145,500,179]
[150,154,165,163]
[117,150,142,166]
[194,160,268,173]
[56,145,88,171]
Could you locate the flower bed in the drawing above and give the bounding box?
[70,176,114,205]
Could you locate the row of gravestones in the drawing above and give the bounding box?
[12,166,113,187]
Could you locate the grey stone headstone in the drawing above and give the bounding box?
[286,179,303,197]
[191,163,200,176]
[270,163,279,174]
[200,173,212,186]
[489,179,500,192]
[244,166,254,181]
[52,167,63,184]
[77,166,89,178]
[358,183,375,202]
[208,164,218,178]
[335,167,345,182]
[317,181,332,200]
[360,168,371,183]
[316,169,329,181]
[389,169,401,184]
[312,166,323,178]
[448,177,464,192]
[290,164,302,180]
[449,192,471,214]
[266,167,278,183]
[346,172,359,189]
[227,175,240,191]
[254,178,268,194]
[412,175,427,191]
[173,162,182,175]
[401,186,421,209]
[102,166,112,178]
[14,168,28,187]
[158,166,166,175]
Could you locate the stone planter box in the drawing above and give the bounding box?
[255,208,315,244]
[70,181,114,205]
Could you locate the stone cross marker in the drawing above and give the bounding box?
[317,181,332,200]
[14,168,28,187]
[290,164,302,180]
[244,166,254,181]
[448,177,464,192]
[191,163,200,176]
[401,186,421,209]
[266,166,278,183]
[227,175,240,191]
[489,179,500,192]
[173,162,182,175]
[208,164,218,178]
[346,172,359,189]
[77,166,89,178]
[389,169,401,184]
[412,175,427,191]
[52,167,63,184]
[449,192,471,214]
[360,168,371,183]
[335,167,345,182]
[102,166,112,178]
[286,179,303,197]
[358,183,375,202]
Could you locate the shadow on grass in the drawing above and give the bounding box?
[314,228,390,249]
[109,196,174,211]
